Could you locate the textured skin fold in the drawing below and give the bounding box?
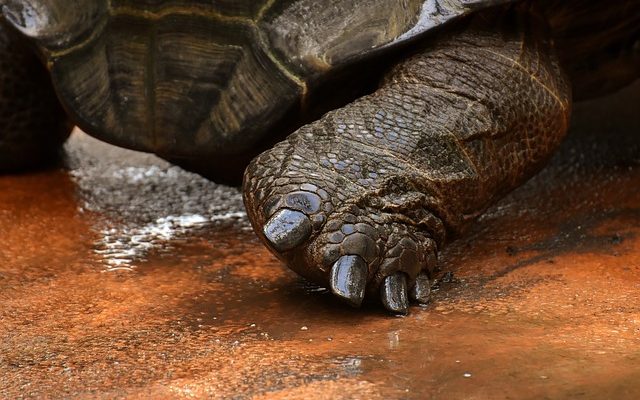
[244,10,571,296]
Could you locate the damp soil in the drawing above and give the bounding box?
[0,83,639,399]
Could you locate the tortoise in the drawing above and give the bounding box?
[1,0,638,313]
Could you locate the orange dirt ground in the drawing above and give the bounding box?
[0,83,638,399]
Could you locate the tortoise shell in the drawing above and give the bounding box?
[1,0,507,159]
[1,0,637,163]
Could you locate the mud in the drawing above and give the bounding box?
[0,82,639,399]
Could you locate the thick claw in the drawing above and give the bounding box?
[381,273,409,314]
[329,255,367,307]
[410,272,431,304]
[263,209,311,252]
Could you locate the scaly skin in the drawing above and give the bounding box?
[243,11,572,313]
[0,21,70,171]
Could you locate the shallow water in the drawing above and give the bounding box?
[0,83,638,399]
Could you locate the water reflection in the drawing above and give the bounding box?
[387,330,401,350]
[65,130,248,270]
[336,356,364,376]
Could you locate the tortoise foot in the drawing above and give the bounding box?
[243,148,438,314]
[244,12,570,313]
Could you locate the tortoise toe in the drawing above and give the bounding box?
[381,273,409,315]
[263,209,312,252]
[329,255,368,307]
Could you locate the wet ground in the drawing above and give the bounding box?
[1,82,639,399]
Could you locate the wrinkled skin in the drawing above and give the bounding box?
[243,10,572,313]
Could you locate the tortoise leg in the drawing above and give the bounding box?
[243,11,571,313]
[0,22,70,172]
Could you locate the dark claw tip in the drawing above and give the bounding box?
[263,209,312,252]
[410,272,431,304]
[330,255,368,307]
[381,273,409,315]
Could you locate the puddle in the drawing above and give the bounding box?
[0,82,638,398]
[65,132,248,270]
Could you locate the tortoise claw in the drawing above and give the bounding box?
[410,272,431,304]
[263,209,312,252]
[381,273,409,314]
[329,255,367,307]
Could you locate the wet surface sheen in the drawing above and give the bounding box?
[0,83,639,398]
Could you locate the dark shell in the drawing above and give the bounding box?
[2,0,637,160]
[1,0,506,158]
